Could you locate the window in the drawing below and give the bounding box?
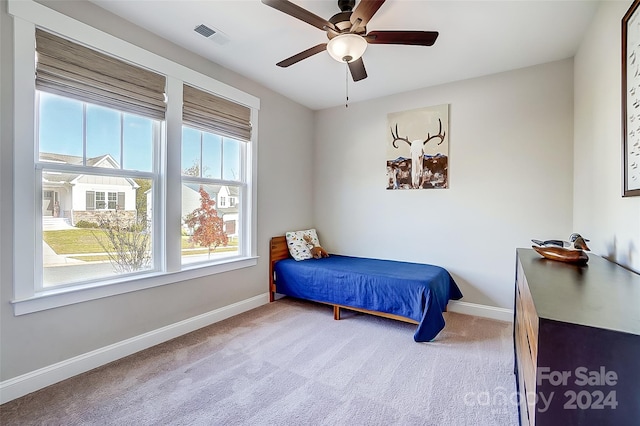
[180,84,250,267]
[11,4,259,314]
[95,192,106,210]
[34,26,163,289]
[180,126,245,265]
[85,191,125,210]
[38,91,160,288]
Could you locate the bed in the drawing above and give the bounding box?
[269,236,463,342]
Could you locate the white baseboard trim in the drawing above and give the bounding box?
[0,293,269,405]
[447,300,513,322]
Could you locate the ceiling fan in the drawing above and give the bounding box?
[261,0,439,82]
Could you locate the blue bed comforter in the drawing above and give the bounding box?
[273,255,463,342]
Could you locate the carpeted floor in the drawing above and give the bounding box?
[0,298,519,425]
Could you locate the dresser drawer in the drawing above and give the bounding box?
[517,263,539,361]
[515,272,539,426]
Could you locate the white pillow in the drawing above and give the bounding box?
[285,228,321,261]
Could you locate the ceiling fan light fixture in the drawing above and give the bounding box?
[327,33,367,63]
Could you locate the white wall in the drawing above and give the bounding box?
[0,0,315,381]
[314,59,575,309]
[574,0,640,273]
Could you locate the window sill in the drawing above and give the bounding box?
[11,256,259,315]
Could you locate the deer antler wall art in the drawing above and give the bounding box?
[386,104,449,190]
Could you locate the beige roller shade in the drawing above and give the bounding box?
[35,29,166,120]
[183,84,251,142]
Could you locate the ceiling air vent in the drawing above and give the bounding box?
[193,24,230,45]
[194,24,216,38]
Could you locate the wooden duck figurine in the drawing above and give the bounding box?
[531,233,590,264]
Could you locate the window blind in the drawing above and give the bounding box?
[86,191,95,211]
[35,29,166,120]
[183,84,252,142]
[117,192,125,210]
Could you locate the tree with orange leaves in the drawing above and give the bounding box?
[184,186,228,258]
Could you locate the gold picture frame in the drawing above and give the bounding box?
[623,0,640,196]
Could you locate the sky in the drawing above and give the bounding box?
[182,127,240,181]
[38,91,241,179]
[39,92,153,172]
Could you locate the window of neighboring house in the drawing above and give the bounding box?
[95,191,106,210]
[107,192,118,210]
[85,191,124,210]
[11,5,259,314]
[219,196,226,207]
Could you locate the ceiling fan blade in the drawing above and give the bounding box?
[350,0,386,30]
[262,0,337,32]
[366,31,439,46]
[348,57,367,82]
[276,43,328,67]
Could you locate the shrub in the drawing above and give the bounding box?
[94,211,151,273]
[75,220,99,229]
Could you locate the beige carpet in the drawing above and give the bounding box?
[1,298,518,425]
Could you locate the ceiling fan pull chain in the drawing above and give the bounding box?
[345,62,349,108]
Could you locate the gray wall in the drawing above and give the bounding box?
[574,0,640,273]
[314,59,575,309]
[0,0,315,380]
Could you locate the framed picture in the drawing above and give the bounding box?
[622,0,640,197]
[386,104,449,190]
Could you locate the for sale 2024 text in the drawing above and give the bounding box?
[536,366,618,412]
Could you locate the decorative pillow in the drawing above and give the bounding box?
[285,228,321,261]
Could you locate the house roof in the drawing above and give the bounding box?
[40,152,118,167]
[182,183,239,215]
[40,152,139,188]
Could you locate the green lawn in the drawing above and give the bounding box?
[43,229,237,256]
[43,229,112,254]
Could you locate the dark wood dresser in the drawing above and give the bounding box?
[514,248,640,426]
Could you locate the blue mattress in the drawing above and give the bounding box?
[273,255,463,342]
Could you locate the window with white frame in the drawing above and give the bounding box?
[180,83,249,265]
[35,30,162,289]
[85,191,125,210]
[10,1,258,314]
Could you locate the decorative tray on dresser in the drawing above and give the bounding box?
[514,248,640,426]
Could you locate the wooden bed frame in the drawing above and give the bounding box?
[269,236,419,325]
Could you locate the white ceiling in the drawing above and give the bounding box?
[89,0,600,110]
